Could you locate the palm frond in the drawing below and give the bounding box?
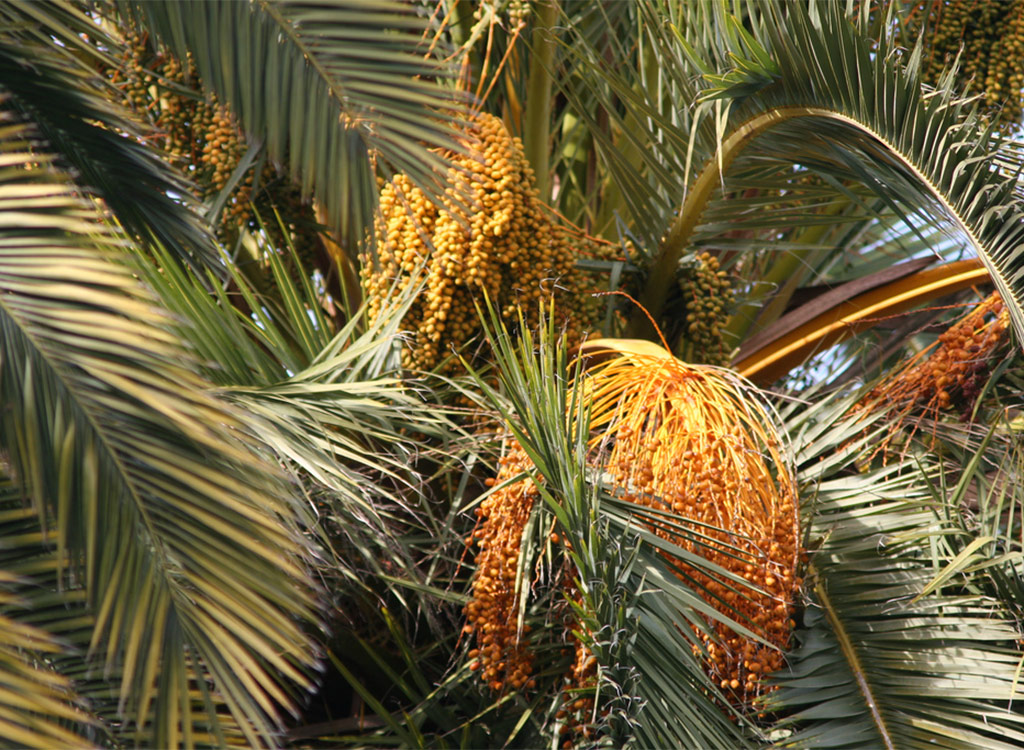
[557,1,1024,349]
[765,391,1024,749]
[0,3,220,272]
[119,0,463,255]
[0,470,266,748]
[747,2,1024,337]
[0,625,92,749]
[0,536,96,749]
[0,496,99,749]
[131,216,458,615]
[224,337,454,609]
[895,389,1024,626]
[0,102,319,746]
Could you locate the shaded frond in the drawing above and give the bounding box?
[0,516,96,750]
[766,392,1024,749]
[121,0,462,255]
[0,2,219,272]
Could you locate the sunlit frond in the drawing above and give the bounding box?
[557,1,1024,353]
[0,533,95,749]
[0,100,319,747]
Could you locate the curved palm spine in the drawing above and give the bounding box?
[734,258,989,383]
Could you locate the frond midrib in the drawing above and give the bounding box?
[813,569,896,750]
[0,247,174,583]
[256,0,351,123]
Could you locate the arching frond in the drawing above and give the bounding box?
[0,102,319,747]
[766,393,1024,749]
[558,1,1024,353]
[0,471,266,749]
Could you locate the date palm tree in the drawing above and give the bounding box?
[3,1,1024,749]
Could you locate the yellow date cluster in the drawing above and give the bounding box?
[362,112,611,373]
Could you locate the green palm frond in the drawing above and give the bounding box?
[0,511,96,750]
[891,383,1024,627]
[0,2,220,273]
[137,238,332,389]
[0,471,265,748]
[0,616,92,749]
[120,0,462,255]
[0,103,319,746]
[132,217,456,609]
[557,1,1024,346]
[765,393,1024,749]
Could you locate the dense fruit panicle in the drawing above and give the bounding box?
[463,345,802,707]
[677,251,735,366]
[907,0,1024,129]
[583,350,801,704]
[859,291,1010,443]
[464,443,538,694]
[112,33,239,196]
[361,112,612,374]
